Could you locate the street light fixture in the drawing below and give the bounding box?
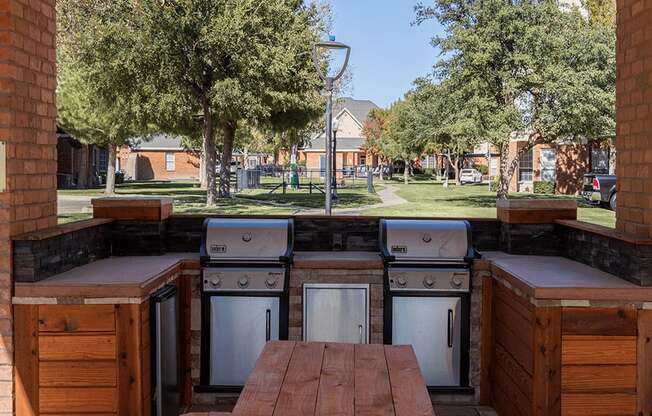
[313,36,351,215]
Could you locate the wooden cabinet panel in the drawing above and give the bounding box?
[39,335,117,361]
[562,336,637,366]
[39,361,117,387]
[562,307,637,336]
[562,365,636,392]
[38,305,116,333]
[561,393,637,416]
[39,387,118,413]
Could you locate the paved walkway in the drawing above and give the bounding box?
[58,194,94,214]
[296,184,407,215]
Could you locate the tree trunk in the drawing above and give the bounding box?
[77,144,89,189]
[218,120,237,198]
[404,161,409,185]
[443,150,451,188]
[497,143,510,199]
[453,156,461,186]
[199,144,207,189]
[104,143,117,195]
[203,101,218,206]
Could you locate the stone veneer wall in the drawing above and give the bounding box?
[1,0,58,413]
[187,264,487,406]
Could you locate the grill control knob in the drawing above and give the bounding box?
[396,277,408,288]
[451,274,465,289]
[238,277,250,289]
[265,278,278,289]
[210,277,222,288]
[423,277,435,288]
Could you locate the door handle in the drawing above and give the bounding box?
[265,309,271,342]
[447,309,454,348]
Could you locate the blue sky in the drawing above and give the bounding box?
[329,0,444,108]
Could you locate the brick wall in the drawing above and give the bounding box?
[118,150,201,181]
[616,0,652,238]
[0,0,57,414]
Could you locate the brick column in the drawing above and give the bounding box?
[616,1,652,238]
[0,0,57,414]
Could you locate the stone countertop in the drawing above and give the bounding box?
[481,251,652,302]
[13,252,199,302]
[292,251,384,270]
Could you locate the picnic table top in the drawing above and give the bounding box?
[231,341,436,416]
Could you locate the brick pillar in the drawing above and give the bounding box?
[0,0,57,414]
[616,1,652,238]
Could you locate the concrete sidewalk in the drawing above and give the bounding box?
[296,184,407,216]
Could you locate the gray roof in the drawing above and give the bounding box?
[305,137,365,151]
[131,134,185,150]
[333,97,379,125]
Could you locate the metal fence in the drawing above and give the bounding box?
[234,165,375,194]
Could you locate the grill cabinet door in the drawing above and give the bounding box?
[392,296,461,386]
[303,284,369,343]
[209,296,279,386]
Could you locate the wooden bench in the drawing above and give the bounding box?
[231,341,435,416]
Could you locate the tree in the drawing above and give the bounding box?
[57,0,153,194]
[362,108,392,180]
[416,0,615,198]
[59,0,325,204]
[135,0,324,203]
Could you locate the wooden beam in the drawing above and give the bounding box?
[117,303,144,416]
[14,305,39,416]
[532,307,561,416]
[479,275,493,405]
[638,310,652,414]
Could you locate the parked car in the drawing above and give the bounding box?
[583,173,617,211]
[460,169,483,184]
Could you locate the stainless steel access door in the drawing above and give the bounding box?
[303,284,369,343]
[209,296,280,386]
[392,296,461,386]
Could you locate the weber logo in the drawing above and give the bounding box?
[391,245,407,254]
[210,245,226,254]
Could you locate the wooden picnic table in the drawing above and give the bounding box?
[231,341,436,416]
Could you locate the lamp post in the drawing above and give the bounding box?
[332,118,339,201]
[313,37,351,215]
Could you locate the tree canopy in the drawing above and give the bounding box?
[415,0,615,197]
[57,0,326,203]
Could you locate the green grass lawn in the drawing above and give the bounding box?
[58,177,616,229]
[363,177,616,228]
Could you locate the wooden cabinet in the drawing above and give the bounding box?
[482,277,652,416]
[15,303,151,416]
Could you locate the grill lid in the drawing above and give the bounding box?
[379,219,473,263]
[201,218,293,263]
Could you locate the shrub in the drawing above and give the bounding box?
[423,168,434,176]
[474,164,489,175]
[534,181,555,194]
[489,176,500,192]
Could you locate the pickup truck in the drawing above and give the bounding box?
[583,173,617,211]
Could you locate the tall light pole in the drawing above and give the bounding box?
[313,37,350,215]
[332,118,339,201]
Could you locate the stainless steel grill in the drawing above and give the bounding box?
[380,219,478,391]
[199,218,293,391]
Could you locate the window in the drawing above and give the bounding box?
[591,147,610,174]
[165,152,176,171]
[519,149,533,182]
[490,158,498,177]
[540,149,557,182]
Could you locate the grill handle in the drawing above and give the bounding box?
[447,309,454,348]
[265,309,271,342]
[358,324,364,344]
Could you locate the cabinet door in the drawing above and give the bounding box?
[392,296,461,386]
[209,296,279,386]
[303,284,369,343]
